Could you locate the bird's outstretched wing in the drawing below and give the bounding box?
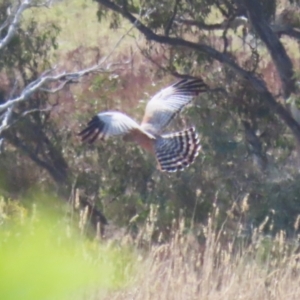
[79,111,150,144]
[141,78,208,134]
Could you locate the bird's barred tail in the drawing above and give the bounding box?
[155,128,200,172]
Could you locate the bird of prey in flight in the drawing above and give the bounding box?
[79,78,207,172]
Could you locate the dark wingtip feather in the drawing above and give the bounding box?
[173,77,209,94]
[78,116,105,143]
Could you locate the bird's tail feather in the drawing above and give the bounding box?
[155,128,200,172]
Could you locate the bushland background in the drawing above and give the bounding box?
[1,0,300,299]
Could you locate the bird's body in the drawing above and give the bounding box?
[79,78,208,172]
[123,128,155,154]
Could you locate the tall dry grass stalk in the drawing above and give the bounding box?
[98,214,300,300]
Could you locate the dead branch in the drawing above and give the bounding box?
[0,0,32,50]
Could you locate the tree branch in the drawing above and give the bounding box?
[243,0,295,98]
[178,17,300,41]
[0,64,105,113]
[176,16,249,32]
[0,0,32,50]
[0,106,14,136]
[274,27,300,40]
[175,18,224,30]
[164,0,179,36]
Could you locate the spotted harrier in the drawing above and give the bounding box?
[79,78,207,172]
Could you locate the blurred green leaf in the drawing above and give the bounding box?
[0,202,134,300]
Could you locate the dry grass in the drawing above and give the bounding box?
[101,241,300,299]
[98,216,300,300]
